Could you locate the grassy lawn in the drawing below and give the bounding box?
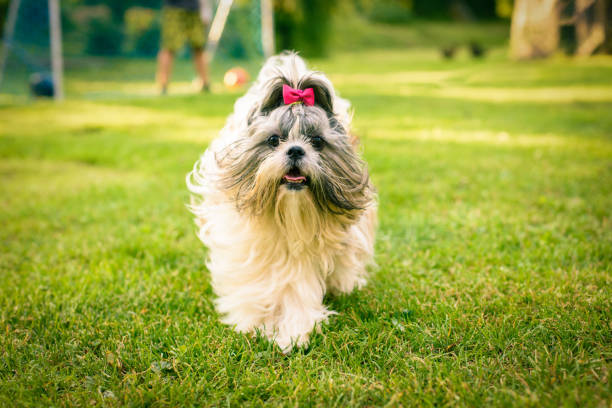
[1,29,612,406]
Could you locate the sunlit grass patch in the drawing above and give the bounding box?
[66,79,244,99]
[0,159,142,198]
[364,127,570,146]
[420,85,612,103]
[0,100,224,143]
[329,70,455,88]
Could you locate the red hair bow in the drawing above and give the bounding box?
[283,84,315,106]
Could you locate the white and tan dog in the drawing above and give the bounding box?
[187,53,377,351]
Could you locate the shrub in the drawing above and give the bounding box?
[367,0,414,24]
[124,7,160,56]
[274,0,337,57]
[85,18,124,56]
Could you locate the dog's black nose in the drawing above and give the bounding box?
[287,146,305,159]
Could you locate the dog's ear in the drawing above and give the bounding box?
[247,74,336,125]
[247,77,289,125]
[298,75,334,115]
[259,79,286,114]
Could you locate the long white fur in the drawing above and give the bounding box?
[187,53,377,351]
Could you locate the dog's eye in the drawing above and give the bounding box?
[311,136,324,150]
[267,135,280,147]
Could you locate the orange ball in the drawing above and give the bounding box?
[223,67,249,89]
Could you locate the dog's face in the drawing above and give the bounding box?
[217,75,373,221]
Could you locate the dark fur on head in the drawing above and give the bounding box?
[247,72,336,125]
[217,66,373,222]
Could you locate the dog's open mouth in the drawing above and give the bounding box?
[282,167,309,189]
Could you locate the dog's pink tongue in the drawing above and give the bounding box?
[284,174,306,183]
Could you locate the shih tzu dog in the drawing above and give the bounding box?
[187,53,377,351]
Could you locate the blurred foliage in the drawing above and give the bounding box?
[366,0,414,24]
[274,0,336,57]
[85,18,124,56]
[0,0,8,34]
[218,3,262,60]
[58,1,262,59]
[273,0,508,56]
[124,7,156,34]
[81,0,160,23]
[11,2,49,44]
[0,0,519,65]
[133,21,160,56]
[412,0,497,19]
[124,7,160,56]
[496,0,513,18]
[607,5,612,53]
[351,0,501,20]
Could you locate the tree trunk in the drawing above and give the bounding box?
[575,0,606,56]
[511,0,560,59]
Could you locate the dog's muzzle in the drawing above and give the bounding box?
[282,166,308,190]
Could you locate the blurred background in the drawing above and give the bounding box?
[0,0,610,100]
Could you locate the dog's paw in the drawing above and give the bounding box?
[327,275,367,296]
[274,332,310,354]
[271,312,335,353]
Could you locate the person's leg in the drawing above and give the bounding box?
[156,49,174,94]
[157,7,183,94]
[186,11,209,92]
[192,48,210,92]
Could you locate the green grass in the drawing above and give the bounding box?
[1,32,612,406]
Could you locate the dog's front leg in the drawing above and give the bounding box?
[326,210,376,295]
[270,284,333,352]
